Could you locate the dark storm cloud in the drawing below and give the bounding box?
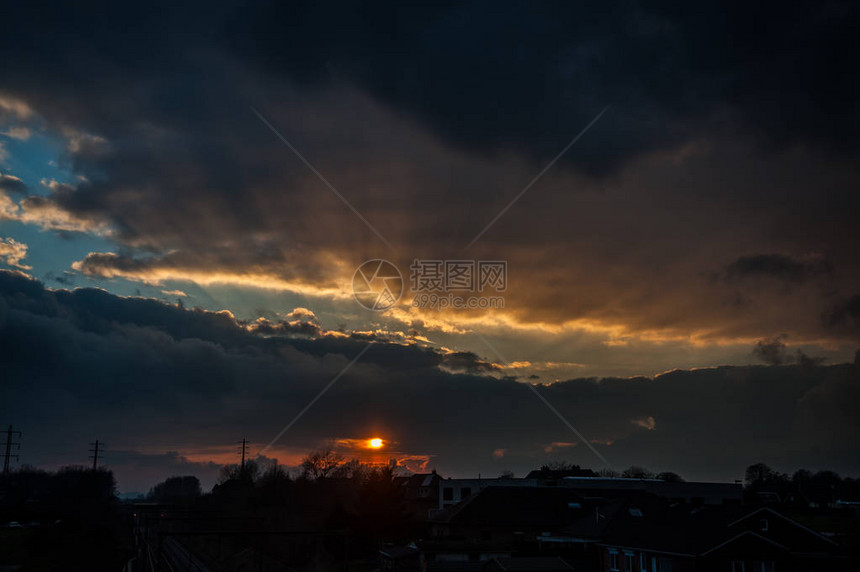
[1,0,858,173]
[753,335,789,366]
[440,350,502,375]
[42,270,77,286]
[226,0,860,172]
[824,295,860,335]
[0,0,858,364]
[247,315,323,338]
[727,254,832,283]
[1,271,858,489]
[752,335,826,367]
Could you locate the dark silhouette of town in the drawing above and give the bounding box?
[2,451,859,571]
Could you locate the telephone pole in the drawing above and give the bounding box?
[89,439,102,471]
[238,438,248,476]
[3,425,21,473]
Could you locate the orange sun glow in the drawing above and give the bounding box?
[369,438,383,448]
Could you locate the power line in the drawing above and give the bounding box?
[3,425,21,473]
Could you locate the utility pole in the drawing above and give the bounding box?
[3,425,21,473]
[238,438,248,477]
[89,439,102,471]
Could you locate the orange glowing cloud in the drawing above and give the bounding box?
[334,437,392,450]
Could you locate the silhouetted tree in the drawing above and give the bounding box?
[219,459,260,484]
[812,470,842,485]
[353,466,411,549]
[621,465,654,479]
[499,470,515,479]
[54,465,117,502]
[545,460,578,471]
[258,460,291,486]
[656,471,685,482]
[597,468,621,478]
[744,463,789,489]
[0,466,130,571]
[330,458,369,480]
[745,463,773,486]
[148,475,201,502]
[538,462,597,477]
[300,449,344,480]
[253,460,294,507]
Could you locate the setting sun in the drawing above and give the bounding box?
[369,438,383,449]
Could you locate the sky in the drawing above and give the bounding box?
[1,0,858,492]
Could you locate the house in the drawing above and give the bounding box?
[437,476,742,512]
[395,472,444,520]
[424,486,611,570]
[526,467,599,485]
[380,543,421,571]
[560,477,743,506]
[596,498,848,572]
[438,478,539,510]
[423,480,851,572]
[484,556,576,571]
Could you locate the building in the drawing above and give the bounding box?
[379,543,421,571]
[560,477,743,506]
[484,556,576,571]
[422,482,853,572]
[596,500,847,571]
[425,486,612,570]
[395,471,445,520]
[437,476,742,511]
[438,478,540,510]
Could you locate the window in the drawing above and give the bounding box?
[624,553,634,572]
[461,487,471,498]
[657,557,673,572]
[732,562,745,572]
[760,518,769,532]
[629,508,644,517]
[608,550,619,572]
[752,562,774,572]
[640,553,647,572]
[443,487,453,501]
